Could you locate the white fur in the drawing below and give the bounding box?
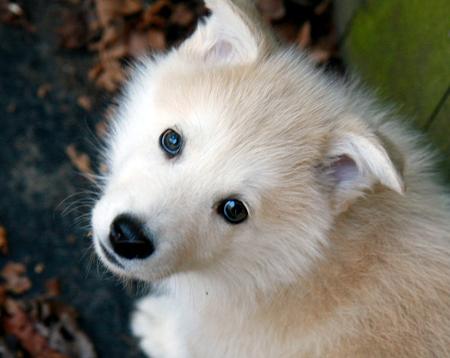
[91,1,450,357]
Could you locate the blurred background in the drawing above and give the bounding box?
[0,0,448,357]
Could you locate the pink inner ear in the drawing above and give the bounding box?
[206,40,234,62]
[330,155,359,183]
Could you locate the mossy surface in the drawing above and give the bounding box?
[343,0,450,179]
[427,94,450,180]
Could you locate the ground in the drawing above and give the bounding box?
[0,1,145,357]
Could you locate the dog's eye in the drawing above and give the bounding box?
[219,199,248,224]
[160,129,183,157]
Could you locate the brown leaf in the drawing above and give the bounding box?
[257,0,285,21]
[3,299,69,358]
[65,144,94,177]
[91,60,126,92]
[139,0,171,29]
[0,285,6,306]
[95,23,124,51]
[273,22,299,42]
[0,1,35,32]
[95,120,109,138]
[1,262,32,294]
[309,47,331,63]
[45,278,61,298]
[95,0,120,27]
[297,21,311,48]
[120,0,143,16]
[77,95,93,111]
[0,226,8,255]
[57,11,88,49]
[37,83,52,99]
[29,300,97,358]
[128,31,149,57]
[34,263,45,274]
[170,3,195,27]
[314,0,331,15]
[147,29,166,51]
[100,41,129,61]
[92,0,143,22]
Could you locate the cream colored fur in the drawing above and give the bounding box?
[91,0,450,356]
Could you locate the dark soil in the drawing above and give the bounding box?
[0,1,145,357]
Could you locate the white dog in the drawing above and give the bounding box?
[91,1,450,356]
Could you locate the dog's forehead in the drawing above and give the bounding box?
[111,55,329,180]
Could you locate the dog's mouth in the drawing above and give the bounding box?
[99,242,125,269]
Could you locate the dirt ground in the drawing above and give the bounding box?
[0,1,146,357]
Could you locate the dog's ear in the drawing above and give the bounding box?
[323,127,404,214]
[178,0,275,66]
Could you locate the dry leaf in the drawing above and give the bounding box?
[0,226,8,255]
[170,3,195,27]
[3,299,69,358]
[1,262,32,294]
[65,144,94,177]
[34,263,45,274]
[45,278,61,298]
[147,29,166,50]
[258,0,285,21]
[140,0,171,29]
[37,83,52,99]
[93,61,126,92]
[77,95,93,111]
[297,21,311,48]
[58,11,88,49]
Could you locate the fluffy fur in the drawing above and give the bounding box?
[91,1,450,356]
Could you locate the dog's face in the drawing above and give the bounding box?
[92,0,403,289]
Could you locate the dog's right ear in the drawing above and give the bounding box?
[322,126,405,215]
[178,0,276,66]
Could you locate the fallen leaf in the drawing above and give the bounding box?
[1,262,32,294]
[77,95,93,111]
[170,3,195,27]
[30,300,97,358]
[95,120,109,137]
[314,0,331,15]
[65,144,94,178]
[140,0,171,29]
[120,0,143,16]
[0,1,35,31]
[147,29,166,50]
[91,60,126,92]
[3,299,69,358]
[309,47,331,63]
[37,83,52,99]
[297,21,311,48]
[34,263,45,274]
[257,0,286,21]
[57,10,88,49]
[45,278,61,298]
[273,22,299,42]
[0,226,8,255]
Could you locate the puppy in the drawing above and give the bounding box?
[91,1,450,356]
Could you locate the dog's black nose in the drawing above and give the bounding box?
[109,215,154,259]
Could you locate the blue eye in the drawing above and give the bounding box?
[219,199,248,224]
[160,129,182,157]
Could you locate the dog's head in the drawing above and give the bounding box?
[91,0,403,290]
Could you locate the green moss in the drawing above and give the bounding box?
[343,0,450,128]
[427,96,450,180]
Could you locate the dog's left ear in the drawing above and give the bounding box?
[323,126,405,214]
[178,0,275,66]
